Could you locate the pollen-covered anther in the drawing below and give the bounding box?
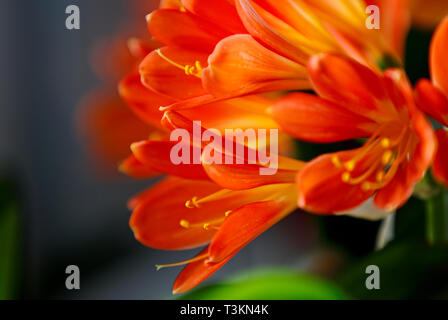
[382,150,393,165]
[184,61,203,77]
[331,156,342,168]
[341,172,351,182]
[179,219,190,229]
[344,160,355,171]
[185,196,200,208]
[361,181,371,191]
[225,210,232,217]
[381,138,390,148]
[376,171,385,182]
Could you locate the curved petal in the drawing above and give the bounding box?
[296,150,375,214]
[119,71,171,129]
[130,178,222,250]
[77,90,153,170]
[308,53,390,120]
[430,16,448,95]
[203,34,310,97]
[119,154,161,179]
[172,247,237,294]
[373,164,414,211]
[415,79,448,126]
[432,129,448,187]
[270,92,376,143]
[208,197,295,263]
[147,9,230,52]
[131,140,210,180]
[139,46,208,100]
[181,0,246,34]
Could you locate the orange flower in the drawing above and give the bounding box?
[271,53,435,213]
[129,111,303,293]
[200,0,411,101]
[415,16,448,186]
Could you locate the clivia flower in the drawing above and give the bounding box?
[415,16,448,186]
[128,111,304,293]
[271,53,436,213]
[199,0,411,102]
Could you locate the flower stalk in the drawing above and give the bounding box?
[425,187,448,246]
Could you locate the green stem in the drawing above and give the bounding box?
[425,189,448,246]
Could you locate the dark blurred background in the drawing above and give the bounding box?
[1,0,447,300]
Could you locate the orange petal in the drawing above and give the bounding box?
[270,92,375,143]
[139,46,208,100]
[208,198,295,263]
[119,154,161,179]
[296,150,375,214]
[430,16,448,95]
[415,79,448,127]
[147,9,231,52]
[432,129,448,187]
[172,247,236,294]
[130,178,222,250]
[203,34,309,97]
[131,140,210,180]
[404,108,436,183]
[371,0,411,59]
[373,164,414,211]
[308,53,389,119]
[181,0,246,34]
[119,71,171,129]
[77,90,153,172]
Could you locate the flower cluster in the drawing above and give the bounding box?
[83,0,448,294]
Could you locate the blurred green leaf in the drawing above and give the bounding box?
[0,178,21,300]
[337,241,448,299]
[180,269,349,300]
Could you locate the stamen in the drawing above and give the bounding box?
[179,219,190,229]
[341,172,351,182]
[225,210,232,217]
[155,252,209,271]
[155,49,203,78]
[382,150,393,165]
[332,156,342,168]
[185,196,200,208]
[344,160,355,171]
[381,138,390,148]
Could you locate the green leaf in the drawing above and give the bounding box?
[179,268,349,300]
[0,178,21,300]
[336,240,448,299]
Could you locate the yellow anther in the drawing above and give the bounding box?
[344,160,355,171]
[225,210,232,217]
[381,138,390,148]
[341,172,351,182]
[185,196,200,208]
[362,182,371,191]
[332,156,342,168]
[376,171,385,182]
[179,220,190,229]
[382,150,393,165]
[184,61,203,77]
[203,223,210,230]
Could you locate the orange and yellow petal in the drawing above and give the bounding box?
[131,140,210,180]
[270,92,375,143]
[208,197,296,263]
[119,154,161,179]
[203,34,309,97]
[296,150,375,214]
[415,79,448,126]
[430,16,448,95]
